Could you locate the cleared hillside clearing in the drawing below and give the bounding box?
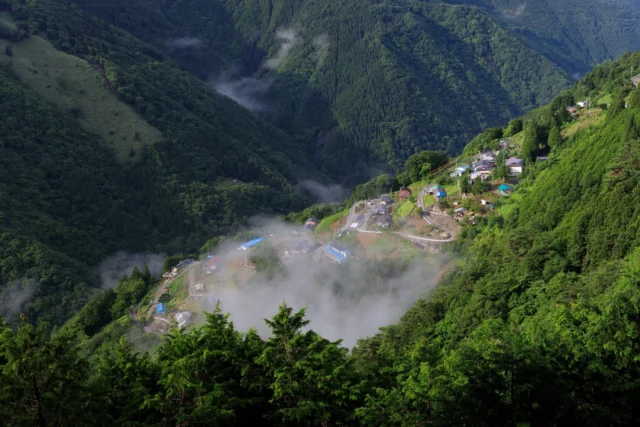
[0,13,162,162]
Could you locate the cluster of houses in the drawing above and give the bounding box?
[369,195,394,228]
[450,149,524,182]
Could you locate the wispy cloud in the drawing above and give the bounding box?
[264,29,300,70]
[299,180,345,203]
[312,34,329,64]
[190,218,451,347]
[213,28,301,110]
[166,37,204,50]
[0,279,39,323]
[213,76,274,112]
[98,252,166,288]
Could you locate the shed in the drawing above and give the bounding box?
[157,303,166,315]
[633,74,640,87]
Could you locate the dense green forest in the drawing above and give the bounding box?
[474,0,640,74]
[4,48,640,426]
[68,0,574,177]
[0,0,323,326]
[68,0,640,177]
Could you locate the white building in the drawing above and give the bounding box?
[505,157,524,177]
[174,311,193,329]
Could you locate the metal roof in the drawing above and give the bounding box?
[240,237,264,250]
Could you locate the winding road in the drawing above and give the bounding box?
[338,195,456,244]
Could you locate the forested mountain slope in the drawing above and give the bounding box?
[475,0,640,74]
[0,1,321,325]
[3,50,640,426]
[71,0,640,179]
[71,0,571,177]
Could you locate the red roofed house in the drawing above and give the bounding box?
[398,187,412,200]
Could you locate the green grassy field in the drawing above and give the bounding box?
[315,208,349,234]
[423,194,435,207]
[394,200,415,219]
[166,274,187,310]
[0,13,162,162]
[597,93,612,105]
[562,108,605,138]
[443,183,459,197]
[369,235,399,256]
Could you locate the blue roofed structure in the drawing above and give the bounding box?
[239,237,265,251]
[498,184,513,196]
[435,190,447,199]
[157,303,166,315]
[325,243,351,264]
[326,246,347,263]
[175,259,195,270]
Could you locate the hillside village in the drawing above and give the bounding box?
[134,137,530,334]
[127,70,640,336]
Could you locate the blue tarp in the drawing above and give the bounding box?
[436,191,447,198]
[240,237,264,250]
[498,184,511,192]
[157,303,166,314]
